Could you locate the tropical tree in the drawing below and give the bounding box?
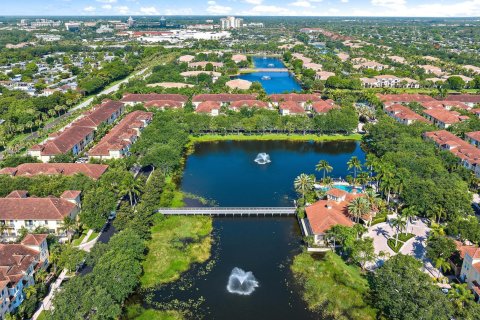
[390,216,407,247]
[24,285,37,299]
[348,197,371,223]
[449,283,474,309]
[401,206,418,234]
[357,171,370,190]
[120,174,143,207]
[315,160,333,180]
[347,156,362,181]
[294,173,314,205]
[434,257,452,278]
[61,216,77,242]
[350,237,376,270]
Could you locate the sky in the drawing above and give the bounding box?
[2,0,480,17]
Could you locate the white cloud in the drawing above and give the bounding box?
[102,4,112,9]
[83,6,96,12]
[115,5,129,14]
[96,0,117,3]
[140,6,159,15]
[290,1,314,7]
[245,5,295,15]
[340,0,348,3]
[371,0,405,8]
[243,0,263,4]
[206,1,232,14]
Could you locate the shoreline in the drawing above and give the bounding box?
[189,133,362,144]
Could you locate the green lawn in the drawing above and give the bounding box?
[140,215,213,288]
[190,133,362,144]
[87,231,99,242]
[125,304,183,320]
[388,233,415,252]
[291,251,377,320]
[72,231,87,246]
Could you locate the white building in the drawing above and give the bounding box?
[220,16,243,30]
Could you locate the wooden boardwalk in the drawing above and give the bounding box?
[157,207,296,216]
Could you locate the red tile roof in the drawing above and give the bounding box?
[192,94,257,103]
[306,199,354,234]
[0,193,79,220]
[424,130,480,165]
[73,100,124,128]
[21,234,48,246]
[385,104,429,123]
[312,100,337,113]
[88,111,153,157]
[466,131,480,142]
[35,125,94,155]
[6,190,28,198]
[0,163,108,180]
[378,93,437,104]
[144,100,184,109]
[0,243,43,288]
[196,101,222,113]
[443,94,480,104]
[279,101,305,114]
[229,100,268,109]
[423,109,468,125]
[270,93,322,103]
[121,93,188,103]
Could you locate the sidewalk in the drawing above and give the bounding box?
[32,269,68,320]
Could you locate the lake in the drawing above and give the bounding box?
[236,57,302,94]
[147,140,365,319]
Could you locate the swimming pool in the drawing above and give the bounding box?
[318,184,361,193]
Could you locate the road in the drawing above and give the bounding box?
[0,67,149,159]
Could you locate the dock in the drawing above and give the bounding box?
[157,207,296,216]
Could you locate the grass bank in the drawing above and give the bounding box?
[291,251,377,320]
[140,214,213,288]
[125,304,183,320]
[189,133,362,144]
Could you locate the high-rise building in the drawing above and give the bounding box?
[160,16,167,28]
[127,16,135,27]
[220,16,243,30]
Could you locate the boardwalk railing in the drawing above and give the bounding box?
[157,207,296,216]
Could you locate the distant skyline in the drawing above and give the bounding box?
[2,0,480,17]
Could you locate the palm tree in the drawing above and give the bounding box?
[315,160,333,180]
[434,257,451,279]
[347,156,362,181]
[401,206,418,234]
[448,283,474,308]
[294,173,314,205]
[120,174,143,206]
[357,171,370,190]
[390,216,407,247]
[348,197,371,223]
[61,216,76,242]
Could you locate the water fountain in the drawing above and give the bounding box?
[261,75,271,80]
[267,63,275,67]
[254,153,271,164]
[226,267,259,295]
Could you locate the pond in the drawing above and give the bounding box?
[146,140,365,319]
[236,57,302,94]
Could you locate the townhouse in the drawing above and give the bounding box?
[315,71,335,81]
[180,71,221,82]
[188,61,224,70]
[0,163,108,180]
[229,100,268,111]
[443,94,480,108]
[120,93,188,107]
[195,101,222,116]
[192,94,258,107]
[28,100,125,162]
[459,246,480,299]
[384,104,429,125]
[0,234,49,319]
[0,190,81,240]
[422,109,468,129]
[377,93,437,106]
[353,61,388,71]
[88,111,153,160]
[424,130,480,177]
[466,131,480,148]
